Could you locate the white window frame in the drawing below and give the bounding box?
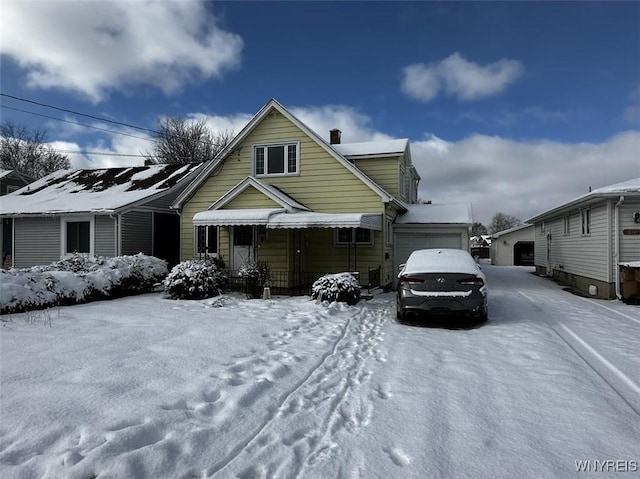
[385,217,393,246]
[563,215,570,236]
[61,216,95,257]
[399,166,406,197]
[194,225,218,257]
[335,228,374,246]
[580,208,591,236]
[253,141,300,177]
[540,221,545,233]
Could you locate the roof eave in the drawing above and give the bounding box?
[527,192,640,223]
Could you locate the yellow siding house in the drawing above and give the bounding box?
[172,99,470,292]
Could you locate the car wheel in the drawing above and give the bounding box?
[396,309,405,323]
[478,309,488,324]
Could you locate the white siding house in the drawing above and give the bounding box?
[490,224,534,266]
[527,178,640,299]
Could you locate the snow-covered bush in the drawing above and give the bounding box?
[163,260,226,300]
[238,260,270,299]
[311,272,361,305]
[0,254,168,314]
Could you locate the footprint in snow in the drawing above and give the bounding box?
[384,446,411,467]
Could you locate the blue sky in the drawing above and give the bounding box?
[1,1,639,225]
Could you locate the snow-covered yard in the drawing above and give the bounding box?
[1,265,639,478]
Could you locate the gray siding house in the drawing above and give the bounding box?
[1,170,36,268]
[0,164,202,269]
[527,178,640,299]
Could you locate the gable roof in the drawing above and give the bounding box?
[210,176,310,212]
[0,169,35,183]
[0,164,202,216]
[527,177,640,223]
[491,223,533,238]
[172,99,406,211]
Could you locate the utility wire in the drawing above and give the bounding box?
[0,105,154,143]
[0,92,232,150]
[1,92,158,135]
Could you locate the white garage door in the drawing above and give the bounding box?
[394,233,462,278]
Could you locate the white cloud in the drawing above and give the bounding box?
[1,1,243,102]
[55,103,639,229]
[412,131,640,225]
[402,53,524,102]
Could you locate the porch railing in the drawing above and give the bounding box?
[224,266,381,296]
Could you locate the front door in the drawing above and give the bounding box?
[232,226,255,270]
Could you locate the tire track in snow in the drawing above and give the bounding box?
[516,289,640,417]
[209,304,387,479]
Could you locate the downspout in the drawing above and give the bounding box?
[614,196,624,299]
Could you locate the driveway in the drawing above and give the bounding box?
[1,264,638,478]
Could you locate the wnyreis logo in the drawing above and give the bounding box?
[575,460,638,473]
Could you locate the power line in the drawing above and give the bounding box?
[0,105,154,143]
[0,92,234,153]
[1,93,158,135]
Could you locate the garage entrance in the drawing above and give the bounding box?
[513,241,534,266]
[394,233,462,282]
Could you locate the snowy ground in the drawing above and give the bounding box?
[1,264,639,478]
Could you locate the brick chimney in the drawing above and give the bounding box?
[330,129,342,145]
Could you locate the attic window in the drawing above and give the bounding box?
[254,143,299,176]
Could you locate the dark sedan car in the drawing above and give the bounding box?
[396,249,488,323]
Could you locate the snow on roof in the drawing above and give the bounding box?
[268,212,382,230]
[395,203,473,225]
[528,177,640,222]
[193,208,285,226]
[0,164,201,215]
[332,139,408,157]
[401,249,484,276]
[0,170,11,179]
[491,223,533,238]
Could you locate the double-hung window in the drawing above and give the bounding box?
[196,225,218,256]
[254,143,299,176]
[335,228,373,246]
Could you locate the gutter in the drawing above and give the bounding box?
[614,196,624,299]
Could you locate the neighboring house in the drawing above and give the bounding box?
[172,99,471,292]
[527,178,640,299]
[470,234,491,259]
[0,164,202,269]
[490,224,534,266]
[0,170,35,195]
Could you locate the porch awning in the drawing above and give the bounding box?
[193,208,285,226]
[267,212,382,230]
[193,209,383,230]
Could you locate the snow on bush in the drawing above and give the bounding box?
[238,260,270,299]
[163,260,226,300]
[0,254,168,314]
[311,272,361,305]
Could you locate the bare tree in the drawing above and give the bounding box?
[471,222,488,235]
[488,212,522,234]
[145,117,234,165]
[0,121,71,179]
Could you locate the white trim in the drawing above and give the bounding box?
[60,215,95,257]
[252,140,300,177]
[171,99,404,210]
[208,176,309,212]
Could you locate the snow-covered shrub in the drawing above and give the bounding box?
[0,254,168,314]
[311,272,361,305]
[238,260,270,299]
[163,260,226,300]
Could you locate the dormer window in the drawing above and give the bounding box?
[254,142,299,176]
